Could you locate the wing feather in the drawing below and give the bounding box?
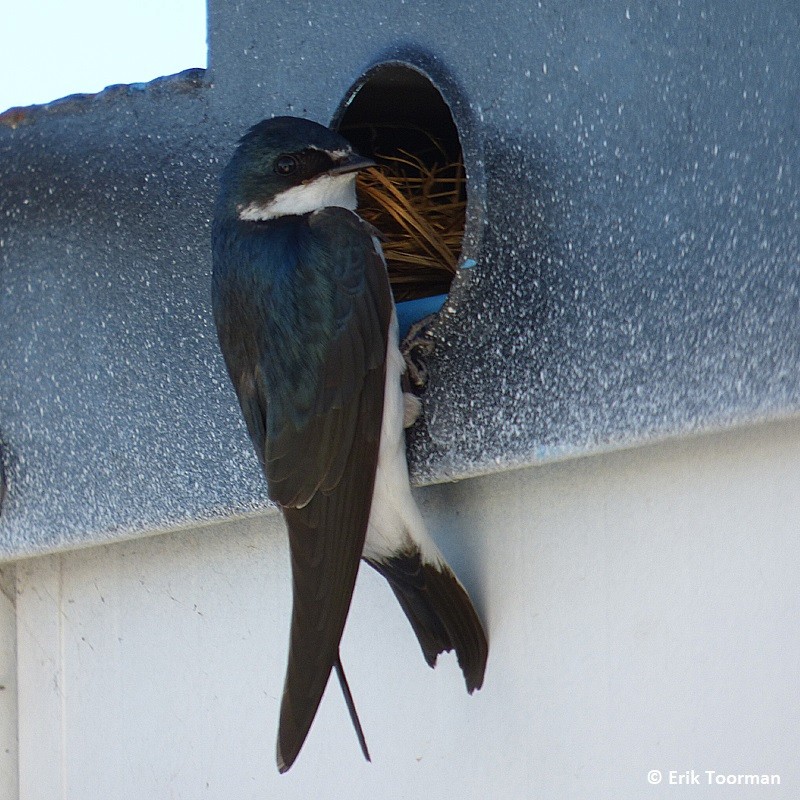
[213,207,394,771]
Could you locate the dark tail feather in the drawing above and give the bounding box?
[334,652,371,762]
[367,550,488,693]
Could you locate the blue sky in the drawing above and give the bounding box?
[0,0,207,112]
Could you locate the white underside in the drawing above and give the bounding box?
[238,173,358,221]
[363,249,444,567]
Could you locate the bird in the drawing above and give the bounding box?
[211,116,488,773]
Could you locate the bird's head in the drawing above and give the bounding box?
[217,116,375,222]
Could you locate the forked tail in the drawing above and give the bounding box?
[367,549,488,693]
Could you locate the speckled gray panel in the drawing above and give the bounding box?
[2,1,800,558]
[0,72,269,558]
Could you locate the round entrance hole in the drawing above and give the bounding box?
[332,64,467,306]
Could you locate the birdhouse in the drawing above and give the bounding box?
[1,2,799,797]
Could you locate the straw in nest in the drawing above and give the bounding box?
[356,145,466,301]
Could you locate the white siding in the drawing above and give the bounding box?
[6,416,800,798]
[0,565,18,800]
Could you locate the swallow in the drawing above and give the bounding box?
[211,116,488,772]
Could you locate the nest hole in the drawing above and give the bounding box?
[333,64,466,302]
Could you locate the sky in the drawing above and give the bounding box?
[0,0,207,113]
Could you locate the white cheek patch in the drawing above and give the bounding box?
[238,173,358,221]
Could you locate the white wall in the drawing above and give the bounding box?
[0,565,18,800]
[7,416,800,799]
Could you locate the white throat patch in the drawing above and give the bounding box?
[238,172,358,221]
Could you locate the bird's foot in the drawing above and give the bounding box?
[400,313,437,394]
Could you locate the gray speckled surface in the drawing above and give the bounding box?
[2,1,800,558]
[0,71,269,558]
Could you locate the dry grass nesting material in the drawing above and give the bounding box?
[356,139,465,301]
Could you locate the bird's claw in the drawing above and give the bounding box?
[400,313,437,394]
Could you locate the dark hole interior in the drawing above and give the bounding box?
[333,64,465,301]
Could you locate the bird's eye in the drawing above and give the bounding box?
[274,154,299,175]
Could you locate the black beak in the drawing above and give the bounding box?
[327,152,376,175]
